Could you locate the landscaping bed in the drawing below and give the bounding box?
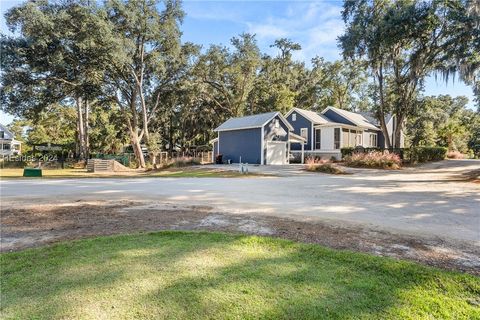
[1,231,479,319]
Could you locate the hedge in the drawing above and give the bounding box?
[341,147,382,158]
[409,147,447,163]
[340,146,447,163]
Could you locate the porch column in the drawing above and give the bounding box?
[301,143,304,164]
[287,139,291,164]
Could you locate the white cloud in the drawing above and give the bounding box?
[184,1,345,62]
[244,1,344,62]
[246,22,289,39]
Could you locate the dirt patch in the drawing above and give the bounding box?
[1,200,478,275]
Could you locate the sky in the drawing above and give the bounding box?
[0,0,476,124]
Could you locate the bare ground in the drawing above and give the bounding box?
[1,200,479,275]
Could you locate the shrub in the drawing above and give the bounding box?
[340,147,355,158]
[304,157,346,174]
[446,151,465,159]
[166,156,201,168]
[409,147,447,163]
[289,153,302,164]
[0,159,28,168]
[341,147,383,158]
[344,151,401,169]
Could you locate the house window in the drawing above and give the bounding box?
[274,119,280,129]
[2,144,10,150]
[370,134,377,147]
[356,131,363,146]
[342,128,350,147]
[334,128,340,149]
[300,128,308,144]
[0,131,4,139]
[315,129,321,150]
[292,113,296,121]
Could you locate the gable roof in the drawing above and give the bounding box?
[322,106,379,130]
[285,107,332,125]
[358,111,394,126]
[214,111,293,132]
[0,123,15,140]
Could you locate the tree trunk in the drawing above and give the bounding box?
[76,96,86,161]
[126,119,145,168]
[84,99,90,159]
[393,114,405,149]
[375,65,391,149]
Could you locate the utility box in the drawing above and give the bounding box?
[23,168,42,177]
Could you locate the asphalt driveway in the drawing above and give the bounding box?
[1,160,479,244]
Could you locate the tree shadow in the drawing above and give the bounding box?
[100,234,478,319]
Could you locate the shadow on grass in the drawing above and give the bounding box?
[1,232,478,319]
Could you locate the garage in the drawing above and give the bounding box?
[213,111,294,165]
[266,141,287,165]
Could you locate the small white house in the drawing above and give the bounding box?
[0,123,22,156]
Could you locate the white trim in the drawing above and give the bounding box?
[290,150,342,153]
[300,128,308,145]
[260,126,265,165]
[314,123,371,131]
[284,108,297,119]
[311,123,314,151]
[321,106,380,130]
[285,107,327,125]
[314,128,321,150]
[321,106,360,125]
[209,137,218,144]
[215,112,293,132]
[261,112,294,131]
[215,125,265,132]
[334,127,341,150]
[289,132,306,143]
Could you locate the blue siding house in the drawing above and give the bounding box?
[213,107,403,164]
[285,107,403,160]
[213,112,295,165]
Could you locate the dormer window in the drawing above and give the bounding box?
[0,131,4,139]
[292,113,297,121]
[275,119,279,128]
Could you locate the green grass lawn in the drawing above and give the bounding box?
[0,167,252,179]
[1,232,478,319]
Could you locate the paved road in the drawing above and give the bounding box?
[1,160,479,244]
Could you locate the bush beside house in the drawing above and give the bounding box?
[165,156,201,168]
[341,146,448,165]
[304,158,346,174]
[344,151,401,169]
[446,150,466,159]
[408,147,447,163]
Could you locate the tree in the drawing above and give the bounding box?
[104,0,184,168]
[25,104,77,147]
[436,0,480,109]
[406,95,473,152]
[247,38,303,114]
[89,103,129,154]
[1,0,118,160]
[296,58,372,112]
[340,0,479,148]
[194,33,261,120]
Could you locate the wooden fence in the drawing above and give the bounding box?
[157,151,213,165]
[87,159,114,172]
